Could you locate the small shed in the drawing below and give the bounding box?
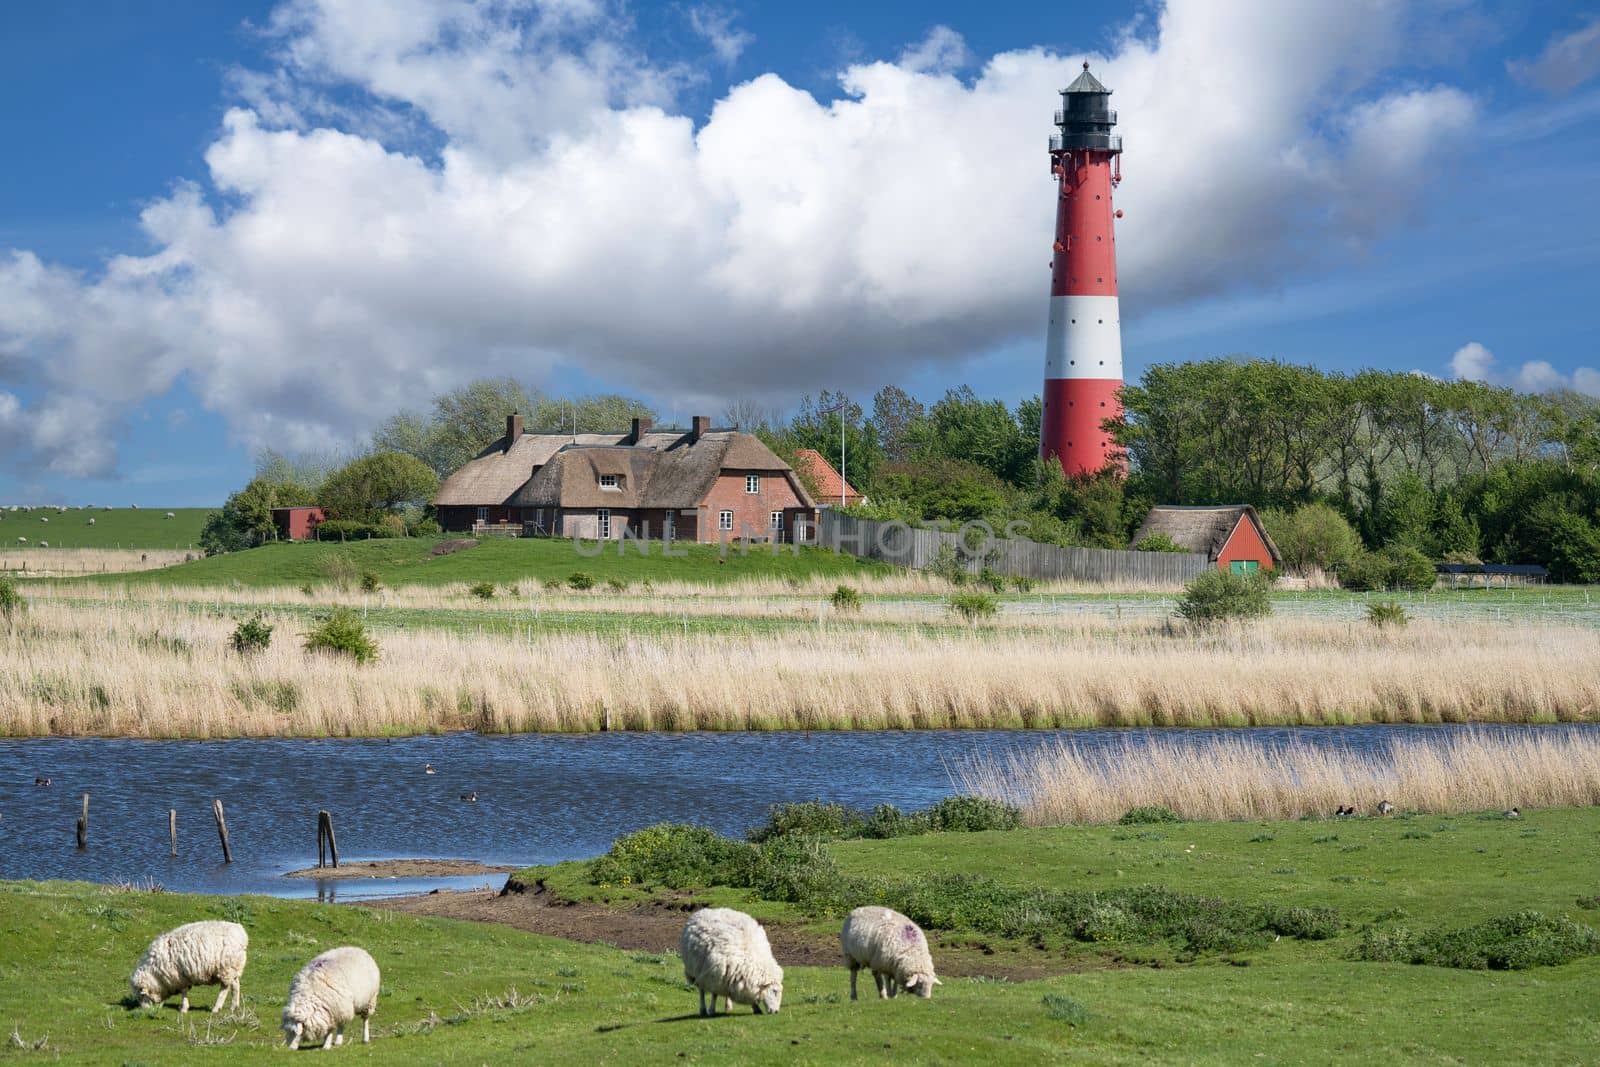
[271,506,326,542]
[1132,505,1282,574]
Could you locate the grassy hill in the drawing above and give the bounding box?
[0,506,211,550]
[96,535,889,588]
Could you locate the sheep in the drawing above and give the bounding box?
[165,512,175,519]
[282,946,381,1049]
[129,920,248,1013]
[680,907,783,1016]
[840,906,941,1001]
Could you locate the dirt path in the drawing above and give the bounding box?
[371,876,1109,981]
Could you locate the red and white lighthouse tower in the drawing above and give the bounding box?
[1040,62,1124,476]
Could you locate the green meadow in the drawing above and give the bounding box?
[0,507,210,550]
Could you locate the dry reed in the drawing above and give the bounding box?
[954,732,1600,823]
[1,549,194,577]
[0,599,1597,738]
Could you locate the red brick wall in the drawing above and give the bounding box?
[1216,516,1277,571]
[696,471,807,543]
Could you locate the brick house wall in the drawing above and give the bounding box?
[697,471,809,543]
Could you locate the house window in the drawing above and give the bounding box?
[599,474,619,489]
[719,510,734,532]
[770,511,783,530]
[476,506,489,524]
[664,511,676,540]
[745,474,761,494]
[598,508,611,538]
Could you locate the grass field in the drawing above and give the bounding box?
[4,808,1597,1063]
[0,507,210,552]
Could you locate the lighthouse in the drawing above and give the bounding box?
[1040,62,1124,476]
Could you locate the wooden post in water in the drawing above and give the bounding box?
[324,811,338,869]
[212,799,232,863]
[317,811,326,869]
[169,808,178,857]
[76,794,88,850]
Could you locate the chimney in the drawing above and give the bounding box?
[630,416,653,445]
[691,415,710,443]
[505,412,524,451]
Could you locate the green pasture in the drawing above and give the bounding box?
[0,507,210,552]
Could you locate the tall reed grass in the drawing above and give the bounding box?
[0,549,193,577]
[0,600,1596,738]
[954,732,1600,823]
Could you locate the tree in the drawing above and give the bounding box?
[786,391,883,493]
[918,386,1030,482]
[319,452,439,523]
[871,386,926,463]
[200,474,318,554]
[1261,503,1362,575]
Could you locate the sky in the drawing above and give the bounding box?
[2,0,1599,505]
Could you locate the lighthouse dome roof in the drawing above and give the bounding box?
[1063,62,1110,94]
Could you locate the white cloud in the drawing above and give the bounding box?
[0,0,1491,478]
[1509,17,1600,95]
[1447,340,1600,397]
[687,6,753,67]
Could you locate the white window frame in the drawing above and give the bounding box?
[745,474,761,494]
[597,508,611,539]
[599,473,619,489]
[718,510,734,532]
[476,506,489,524]
[770,510,783,530]
[664,511,676,539]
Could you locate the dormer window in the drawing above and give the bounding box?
[745,474,761,494]
[599,474,620,490]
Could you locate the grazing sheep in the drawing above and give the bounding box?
[165,511,175,519]
[88,517,96,525]
[841,906,942,1001]
[282,946,381,1049]
[680,908,783,1016]
[38,541,47,548]
[129,920,248,1013]
[39,516,47,523]
[16,537,26,544]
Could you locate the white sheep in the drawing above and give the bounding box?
[282,946,381,1049]
[88,517,96,525]
[841,906,941,1000]
[129,920,248,1013]
[165,512,175,519]
[680,907,783,1016]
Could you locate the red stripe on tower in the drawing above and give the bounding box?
[1040,62,1124,476]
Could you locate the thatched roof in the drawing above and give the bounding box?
[439,425,811,510]
[1131,505,1282,563]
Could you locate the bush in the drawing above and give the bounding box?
[1340,546,1436,592]
[359,570,382,593]
[1010,576,1035,593]
[567,572,596,591]
[829,585,862,612]
[1041,994,1090,1027]
[1119,805,1181,825]
[303,608,378,664]
[1366,600,1409,628]
[1133,533,1188,553]
[470,581,496,600]
[229,613,274,655]
[605,577,629,593]
[0,576,23,620]
[409,517,441,537]
[928,543,968,585]
[948,590,998,623]
[1261,502,1361,574]
[1355,911,1600,970]
[748,796,1021,843]
[916,795,1021,833]
[541,577,564,591]
[749,801,865,843]
[314,519,393,541]
[590,824,756,890]
[1175,570,1272,625]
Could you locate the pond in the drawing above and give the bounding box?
[1,724,1594,898]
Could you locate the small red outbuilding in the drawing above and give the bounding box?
[271,506,326,542]
[1131,505,1283,574]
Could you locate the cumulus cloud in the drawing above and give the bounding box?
[687,6,753,66]
[1449,340,1600,397]
[0,0,1487,478]
[1509,17,1600,95]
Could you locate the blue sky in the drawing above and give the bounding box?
[1,1,1598,504]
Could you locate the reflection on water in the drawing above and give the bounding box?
[0,724,1592,896]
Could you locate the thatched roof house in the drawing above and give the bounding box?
[1132,505,1282,574]
[434,415,815,543]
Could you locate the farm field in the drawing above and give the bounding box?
[4,808,1598,1064]
[0,507,210,552]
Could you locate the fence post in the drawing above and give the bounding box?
[317,811,326,869]
[169,808,177,857]
[322,810,339,869]
[76,793,88,850]
[213,799,232,863]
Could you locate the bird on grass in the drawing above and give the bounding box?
[1335,805,1354,817]
[460,790,477,802]
[1504,807,1521,819]
[1376,800,1395,816]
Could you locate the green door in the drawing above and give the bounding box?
[1230,560,1259,575]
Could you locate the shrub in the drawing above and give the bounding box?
[1041,994,1090,1027]
[409,517,441,537]
[977,566,1007,593]
[748,796,1021,843]
[1119,805,1181,825]
[303,608,378,664]
[928,543,968,586]
[359,570,382,593]
[590,824,756,890]
[829,585,863,612]
[470,581,496,600]
[1366,600,1409,628]
[540,577,564,591]
[916,796,1021,833]
[229,613,274,655]
[1340,546,1437,592]
[605,578,629,593]
[318,553,359,590]
[0,576,23,620]
[1175,570,1272,625]
[1010,576,1035,593]
[1261,503,1361,574]
[314,519,393,541]
[566,572,596,591]
[749,801,865,843]
[1133,533,1187,553]
[1355,911,1600,969]
[948,590,998,623]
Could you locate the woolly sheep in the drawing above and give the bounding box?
[680,907,783,1016]
[282,946,381,1049]
[129,920,248,1013]
[840,906,941,1001]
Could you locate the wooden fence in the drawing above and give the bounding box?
[813,511,1210,585]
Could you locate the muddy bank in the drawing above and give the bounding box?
[284,859,513,880]
[371,876,1111,981]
